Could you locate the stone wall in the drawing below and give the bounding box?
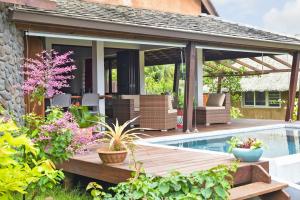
[0,4,25,119]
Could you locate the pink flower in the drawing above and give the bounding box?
[22,50,77,98]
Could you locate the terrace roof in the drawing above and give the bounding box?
[10,0,300,52]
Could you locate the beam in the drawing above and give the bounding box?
[217,76,222,93]
[286,52,300,121]
[183,42,196,132]
[216,61,242,72]
[92,41,105,115]
[204,69,291,77]
[235,59,260,72]
[173,63,180,108]
[250,57,277,71]
[108,59,113,94]
[196,48,204,106]
[139,51,145,94]
[269,55,292,68]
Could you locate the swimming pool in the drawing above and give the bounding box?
[153,127,300,158]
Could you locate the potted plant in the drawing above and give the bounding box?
[97,118,142,164]
[228,137,264,162]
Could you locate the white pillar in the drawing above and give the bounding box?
[92,41,105,115]
[139,50,145,94]
[196,48,204,106]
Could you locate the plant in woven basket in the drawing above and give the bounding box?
[97,117,144,164]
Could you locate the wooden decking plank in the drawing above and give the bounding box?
[229,182,288,200]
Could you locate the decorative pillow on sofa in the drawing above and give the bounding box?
[206,93,226,107]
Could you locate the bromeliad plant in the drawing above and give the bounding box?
[97,118,144,164]
[87,164,237,200]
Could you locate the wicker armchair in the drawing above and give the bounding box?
[140,95,177,131]
[194,93,231,126]
[111,95,140,126]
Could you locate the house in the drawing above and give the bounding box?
[237,72,296,120]
[1,0,300,131]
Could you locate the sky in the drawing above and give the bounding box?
[210,0,300,36]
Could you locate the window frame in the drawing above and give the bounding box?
[242,91,281,108]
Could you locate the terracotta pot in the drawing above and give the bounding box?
[97,148,128,164]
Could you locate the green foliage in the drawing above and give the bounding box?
[0,108,63,200]
[204,62,245,104]
[23,108,74,163]
[228,137,264,153]
[69,106,103,128]
[145,65,174,94]
[230,107,243,119]
[87,164,237,200]
[13,186,90,200]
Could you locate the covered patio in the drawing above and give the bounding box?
[11,0,300,132]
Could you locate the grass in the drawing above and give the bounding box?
[14,186,91,200]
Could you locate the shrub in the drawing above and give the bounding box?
[87,164,237,200]
[0,106,64,199]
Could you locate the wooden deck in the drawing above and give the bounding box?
[59,144,268,185]
[58,119,292,199]
[58,119,287,184]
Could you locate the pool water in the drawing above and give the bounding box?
[154,128,300,158]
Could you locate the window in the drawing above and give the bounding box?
[268,91,280,107]
[243,91,281,108]
[244,92,254,106]
[255,92,266,106]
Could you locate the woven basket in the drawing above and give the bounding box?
[97,148,128,164]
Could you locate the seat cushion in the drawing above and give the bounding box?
[206,93,226,107]
[121,95,140,109]
[168,95,174,110]
[168,109,177,114]
[197,106,225,110]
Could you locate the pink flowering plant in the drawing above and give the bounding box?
[23,108,101,163]
[22,50,77,103]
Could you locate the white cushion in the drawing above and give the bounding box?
[134,108,140,112]
[121,95,140,109]
[168,95,173,110]
[206,94,225,107]
[197,106,225,110]
[168,109,177,114]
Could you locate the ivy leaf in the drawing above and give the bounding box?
[133,190,144,199]
[201,188,212,199]
[215,185,227,199]
[159,183,170,195]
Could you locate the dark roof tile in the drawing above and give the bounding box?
[15,0,300,44]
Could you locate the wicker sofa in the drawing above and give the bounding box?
[140,95,177,131]
[194,93,231,126]
[111,95,140,126]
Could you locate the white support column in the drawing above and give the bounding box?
[196,48,204,106]
[92,41,105,115]
[139,50,145,94]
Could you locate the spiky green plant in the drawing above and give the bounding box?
[98,118,145,151]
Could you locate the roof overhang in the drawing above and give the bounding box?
[0,0,56,9]
[10,10,300,53]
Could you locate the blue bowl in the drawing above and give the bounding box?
[232,148,263,162]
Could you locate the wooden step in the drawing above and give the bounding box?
[230,182,288,200]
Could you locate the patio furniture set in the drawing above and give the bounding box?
[106,93,231,130]
[49,92,230,130]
